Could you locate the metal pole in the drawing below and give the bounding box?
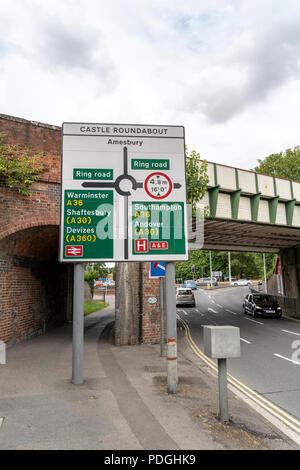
[218,358,229,423]
[209,250,212,286]
[165,262,178,394]
[72,263,84,385]
[263,253,267,293]
[160,276,164,357]
[228,251,231,283]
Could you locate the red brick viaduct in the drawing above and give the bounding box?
[0,114,161,345]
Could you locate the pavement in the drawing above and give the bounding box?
[0,295,298,450]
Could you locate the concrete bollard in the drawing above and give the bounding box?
[167,337,178,394]
[203,326,240,423]
[0,341,6,364]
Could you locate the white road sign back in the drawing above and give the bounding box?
[60,123,188,262]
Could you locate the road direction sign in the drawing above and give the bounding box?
[60,123,188,262]
[149,261,166,278]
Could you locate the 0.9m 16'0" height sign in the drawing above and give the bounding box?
[59,123,188,262]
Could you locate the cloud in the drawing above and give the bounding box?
[33,18,115,83]
[180,17,300,123]
[0,39,23,58]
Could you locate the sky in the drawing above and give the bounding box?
[1,0,300,170]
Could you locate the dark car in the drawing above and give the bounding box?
[243,293,282,318]
[182,280,197,290]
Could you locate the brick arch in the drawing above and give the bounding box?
[0,218,60,243]
[0,224,60,261]
[0,223,72,344]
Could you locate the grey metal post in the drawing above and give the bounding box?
[160,276,164,357]
[72,263,84,385]
[209,250,212,286]
[263,253,267,293]
[228,251,231,283]
[218,358,229,423]
[165,262,178,393]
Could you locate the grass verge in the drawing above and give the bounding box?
[84,300,109,316]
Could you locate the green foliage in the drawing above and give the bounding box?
[84,270,98,295]
[185,149,209,215]
[0,133,47,195]
[176,250,276,282]
[84,263,109,294]
[84,300,108,316]
[254,146,300,182]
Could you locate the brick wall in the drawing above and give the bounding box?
[0,114,73,344]
[115,262,161,345]
[141,263,161,344]
[0,114,61,240]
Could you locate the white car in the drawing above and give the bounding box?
[230,279,252,286]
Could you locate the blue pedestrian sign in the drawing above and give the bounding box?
[149,261,166,278]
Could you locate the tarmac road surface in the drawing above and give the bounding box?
[177,286,300,424]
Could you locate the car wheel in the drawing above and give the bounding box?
[243,308,246,315]
[252,309,256,317]
[234,283,238,286]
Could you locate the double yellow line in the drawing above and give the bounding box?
[177,315,300,436]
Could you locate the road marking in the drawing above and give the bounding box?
[216,304,223,308]
[181,310,188,316]
[195,309,203,316]
[241,338,252,344]
[0,417,4,430]
[208,295,212,299]
[282,329,300,337]
[208,307,218,314]
[225,309,238,315]
[244,317,264,325]
[211,300,216,304]
[177,315,300,441]
[273,353,300,366]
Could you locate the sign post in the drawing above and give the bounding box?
[72,263,84,385]
[149,262,166,357]
[166,262,178,393]
[60,123,188,387]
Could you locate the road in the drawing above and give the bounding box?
[177,286,300,424]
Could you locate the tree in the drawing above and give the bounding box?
[185,149,209,215]
[175,250,276,282]
[254,146,300,182]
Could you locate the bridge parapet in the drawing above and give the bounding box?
[201,161,300,227]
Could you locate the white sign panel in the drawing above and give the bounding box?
[60,123,188,262]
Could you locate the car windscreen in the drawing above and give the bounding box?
[178,290,192,295]
[253,294,276,303]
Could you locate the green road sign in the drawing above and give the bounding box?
[132,202,186,255]
[73,168,113,180]
[131,159,170,171]
[62,190,113,260]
